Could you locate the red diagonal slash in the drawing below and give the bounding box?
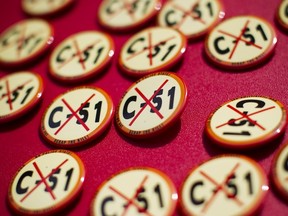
[109,175,152,216]
[123,0,137,21]
[217,20,263,60]
[147,32,153,66]
[0,79,33,102]
[128,79,168,126]
[199,163,243,213]
[125,35,176,62]
[106,0,138,21]
[228,20,250,60]
[20,159,68,202]
[32,162,56,200]
[72,38,86,71]
[135,88,164,118]
[172,1,206,28]
[217,30,263,50]
[0,29,44,54]
[17,24,27,58]
[216,105,275,129]
[4,80,13,110]
[225,104,266,130]
[56,39,101,70]
[120,175,149,216]
[54,94,95,135]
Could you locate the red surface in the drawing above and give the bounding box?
[1,0,288,215]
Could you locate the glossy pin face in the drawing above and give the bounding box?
[205,96,287,149]
[115,72,187,138]
[22,0,74,16]
[119,27,187,77]
[8,150,85,215]
[0,19,54,67]
[271,144,288,201]
[205,15,277,69]
[49,31,114,83]
[41,86,114,147]
[0,71,43,123]
[276,0,288,30]
[180,155,268,216]
[157,0,225,39]
[98,0,162,31]
[90,167,178,216]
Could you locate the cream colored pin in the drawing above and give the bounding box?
[41,86,114,147]
[115,72,187,138]
[8,150,85,215]
[49,31,114,83]
[0,19,54,67]
[157,0,225,39]
[179,155,268,216]
[98,0,162,31]
[91,167,178,216]
[271,144,288,201]
[205,96,287,149]
[205,15,277,69]
[119,27,187,77]
[22,0,74,17]
[276,0,288,30]
[0,71,43,123]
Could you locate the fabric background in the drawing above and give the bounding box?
[1,0,288,215]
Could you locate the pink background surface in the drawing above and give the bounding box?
[1,0,288,215]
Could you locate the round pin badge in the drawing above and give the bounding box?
[276,0,288,31]
[205,96,287,149]
[271,144,288,201]
[90,167,178,216]
[119,27,187,77]
[0,71,43,123]
[204,15,277,69]
[40,86,114,147]
[157,0,225,40]
[49,31,114,83]
[115,72,187,138]
[97,0,162,31]
[22,0,74,17]
[8,149,85,215]
[0,19,54,67]
[179,154,268,216]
